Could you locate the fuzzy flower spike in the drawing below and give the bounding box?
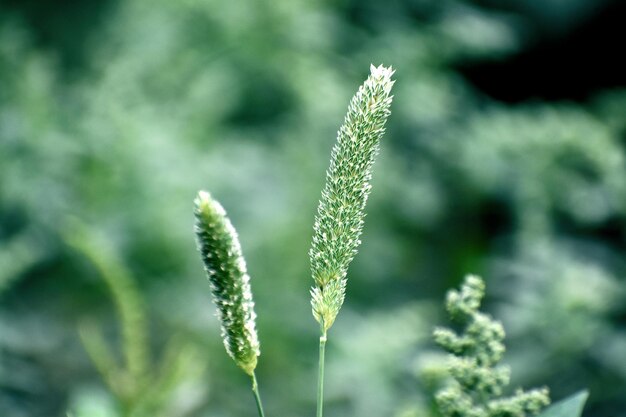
[194,191,260,376]
[310,64,395,332]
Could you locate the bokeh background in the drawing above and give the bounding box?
[1,0,625,416]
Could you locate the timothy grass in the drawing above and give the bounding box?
[69,64,592,417]
[186,64,586,417]
[309,64,394,417]
[193,64,394,417]
[194,190,265,416]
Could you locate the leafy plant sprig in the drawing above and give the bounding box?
[434,275,550,417]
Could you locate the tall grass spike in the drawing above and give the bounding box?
[309,64,395,332]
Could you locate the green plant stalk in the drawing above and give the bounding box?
[251,371,266,417]
[317,323,327,417]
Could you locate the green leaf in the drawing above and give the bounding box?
[536,391,589,417]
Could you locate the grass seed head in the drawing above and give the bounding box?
[194,191,260,375]
[309,64,395,331]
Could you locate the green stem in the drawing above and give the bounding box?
[317,324,327,417]
[251,371,266,417]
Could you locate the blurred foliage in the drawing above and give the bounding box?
[0,0,624,416]
[67,223,206,417]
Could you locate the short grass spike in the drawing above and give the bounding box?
[309,64,395,332]
[194,191,260,375]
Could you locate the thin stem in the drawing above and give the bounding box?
[317,324,327,417]
[251,371,266,417]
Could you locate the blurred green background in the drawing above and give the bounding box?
[1,0,625,416]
